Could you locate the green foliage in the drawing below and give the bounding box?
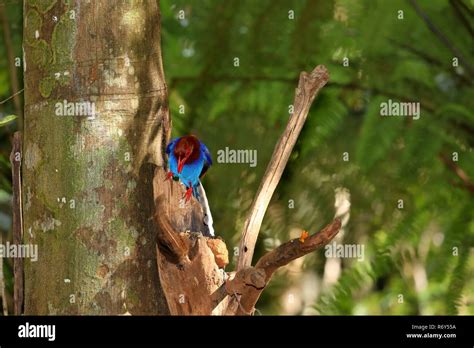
[446,247,469,315]
[0,0,472,315]
[0,115,17,127]
[159,0,473,315]
[356,97,403,171]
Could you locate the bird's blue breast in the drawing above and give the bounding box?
[179,155,205,187]
[168,151,204,188]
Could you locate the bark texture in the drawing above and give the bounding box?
[153,167,231,315]
[10,132,23,315]
[23,0,169,314]
[153,65,340,315]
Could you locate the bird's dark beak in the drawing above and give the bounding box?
[177,157,184,173]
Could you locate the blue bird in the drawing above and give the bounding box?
[166,135,212,202]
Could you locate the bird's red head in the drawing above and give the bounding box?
[174,135,201,173]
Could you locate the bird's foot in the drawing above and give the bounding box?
[184,183,193,202]
[164,171,174,182]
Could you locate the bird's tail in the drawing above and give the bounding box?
[196,182,215,237]
[192,185,200,199]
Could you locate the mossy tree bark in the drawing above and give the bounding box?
[22,0,170,314]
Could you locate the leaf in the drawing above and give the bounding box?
[0,114,17,127]
[356,97,403,172]
[437,103,474,124]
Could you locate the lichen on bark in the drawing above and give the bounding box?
[28,0,58,14]
[23,0,169,314]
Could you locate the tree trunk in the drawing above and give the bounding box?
[21,0,339,316]
[22,0,170,314]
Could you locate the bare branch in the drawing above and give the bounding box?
[455,0,474,17]
[236,65,329,270]
[10,131,23,315]
[227,219,342,315]
[439,153,474,194]
[449,0,474,37]
[388,38,471,86]
[255,218,342,273]
[0,89,24,106]
[0,233,8,315]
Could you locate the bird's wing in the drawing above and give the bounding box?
[199,142,213,178]
[201,142,212,165]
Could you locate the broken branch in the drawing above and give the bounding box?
[255,218,342,273]
[439,153,474,194]
[10,131,23,315]
[237,65,330,270]
[228,219,341,315]
[154,195,190,266]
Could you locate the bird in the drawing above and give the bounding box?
[165,135,212,202]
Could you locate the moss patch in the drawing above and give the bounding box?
[26,3,76,98]
[39,76,56,98]
[30,40,52,68]
[51,14,76,67]
[25,9,42,45]
[29,0,58,14]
